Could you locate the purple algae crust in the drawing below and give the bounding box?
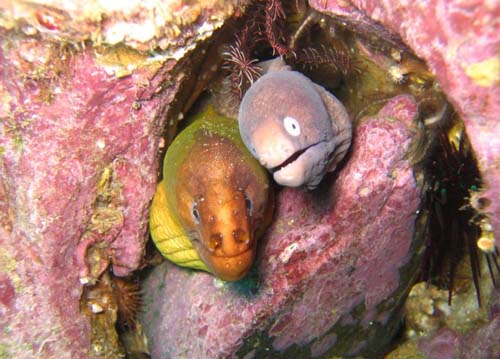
[0,37,175,358]
[309,0,500,250]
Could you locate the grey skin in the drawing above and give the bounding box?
[238,58,352,189]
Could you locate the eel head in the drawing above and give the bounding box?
[238,64,352,189]
[174,133,272,281]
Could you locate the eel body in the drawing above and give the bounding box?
[238,58,352,189]
[150,108,273,281]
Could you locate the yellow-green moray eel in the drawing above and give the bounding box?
[150,107,273,281]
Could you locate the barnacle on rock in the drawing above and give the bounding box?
[81,270,146,356]
[81,272,125,358]
[78,165,126,284]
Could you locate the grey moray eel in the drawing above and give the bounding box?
[238,58,352,189]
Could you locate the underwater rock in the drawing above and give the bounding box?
[141,94,422,358]
[0,39,170,357]
[418,320,500,359]
[417,328,461,359]
[0,0,238,351]
[309,0,500,247]
[459,310,500,359]
[387,256,500,359]
[0,0,238,52]
[387,311,500,359]
[414,312,500,359]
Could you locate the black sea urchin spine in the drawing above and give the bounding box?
[420,115,499,306]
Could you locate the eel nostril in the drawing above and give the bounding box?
[232,229,247,243]
[209,233,223,251]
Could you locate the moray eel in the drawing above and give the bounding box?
[149,107,273,281]
[238,58,352,189]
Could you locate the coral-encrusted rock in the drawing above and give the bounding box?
[0,0,241,355]
[387,271,500,359]
[309,0,500,247]
[387,310,500,359]
[416,323,500,359]
[459,310,500,359]
[0,37,174,358]
[141,95,422,358]
[0,0,238,52]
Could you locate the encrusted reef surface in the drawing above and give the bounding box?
[309,0,500,249]
[0,0,235,52]
[387,280,500,359]
[0,0,498,358]
[0,1,239,357]
[141,95,422,358]
[0,39,171,358]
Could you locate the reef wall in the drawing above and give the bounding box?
[0,0,497,358]
[0,1,239,358]
[309,0,500,249]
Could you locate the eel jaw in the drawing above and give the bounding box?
[271,140,336,188]
[189,228,256,281]
[193,240,255,281]
[206,248,255,282]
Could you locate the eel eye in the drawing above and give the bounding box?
[244,194,253,217]
[191,203,200,224]
[283,116,301,137]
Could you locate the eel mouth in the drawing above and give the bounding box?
[203,247,255,281]
[270,147,309,173]
[191,235,255,281]
[270,142,321,173]
[270,140,336,188]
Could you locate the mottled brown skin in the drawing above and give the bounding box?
[173,133,272,281]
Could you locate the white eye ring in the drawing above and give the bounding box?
[283,116,301,137]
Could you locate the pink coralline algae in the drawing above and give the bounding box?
[418,328,461,359]
[459,310,500,359]
[0,38,175,358]
[309,0,500,248]
[416,313,500,359]
[141,95,422,358]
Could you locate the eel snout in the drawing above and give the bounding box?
[250,119,336,188]
[193,188,257,281]
[272,140,336,188]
